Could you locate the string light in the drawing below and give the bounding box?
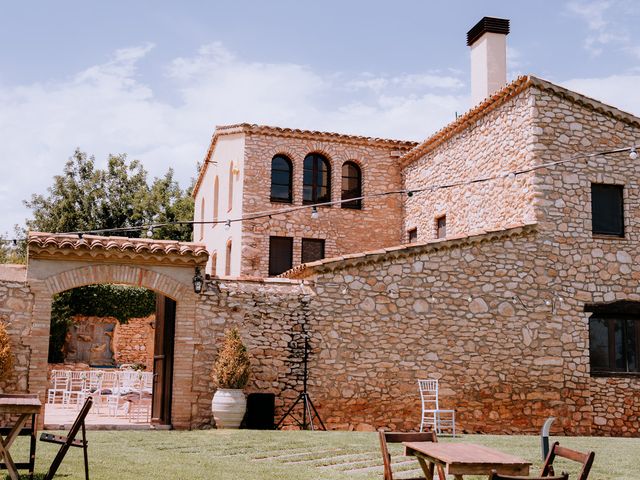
[146,227,154,238]
[0,144,633,242]
[311,206,319,220]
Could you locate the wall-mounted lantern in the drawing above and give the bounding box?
[193,266,204,294]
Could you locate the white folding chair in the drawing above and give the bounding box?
[62,371,87,407]
[78,370,104,412]
[47,371,69,404]
[418,379,456,436]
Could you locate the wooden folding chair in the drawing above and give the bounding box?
[541,441,595,480]
[40,397,92,480]
[378,430,446,480]
[488,471,568,480]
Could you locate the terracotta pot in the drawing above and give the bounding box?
[212,388,246,429]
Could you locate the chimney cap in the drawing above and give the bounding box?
[467,17,510,46]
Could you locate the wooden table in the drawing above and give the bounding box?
[0,394,41,480]
[403,442,531,480]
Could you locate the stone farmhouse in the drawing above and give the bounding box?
[0,17,639,435]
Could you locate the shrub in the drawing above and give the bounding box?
[0,322,14,381]
[212,328,250,389]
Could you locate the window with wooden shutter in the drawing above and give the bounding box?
[268,236,293,276]
[591,183,624,237]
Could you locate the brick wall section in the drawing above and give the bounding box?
[0,267,32,393]
[402,90,537,243]
[529,85,640,435]
[113,315,155,370]
[240,132,411,276]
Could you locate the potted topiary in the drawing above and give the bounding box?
[211,328,250,428]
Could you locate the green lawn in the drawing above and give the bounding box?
[6,430,639,479]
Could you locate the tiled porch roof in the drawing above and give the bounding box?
[28,232,209,266]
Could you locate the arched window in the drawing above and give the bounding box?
[199,197,205,240]
[210,252,217,277]
[341,161,362,209]
[228,162,234,212]
[270,155,293,203]
[213,176,219,222]
[225,240,232,276]
[303,153,331,204]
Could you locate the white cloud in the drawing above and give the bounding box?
[565,0,639,58]
[562,74,640,116]
[0,42,469,235]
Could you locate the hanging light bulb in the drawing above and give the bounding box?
[630,147,638,160]
[311,206,319,220]
[146,227,154,238]
[225,219,231,230]
[507,172,516,182]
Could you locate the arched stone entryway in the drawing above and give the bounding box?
[26,233,208,429]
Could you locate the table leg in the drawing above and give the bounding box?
[0,436,20,480]
[416,456,434,480]
[0,414,30,480]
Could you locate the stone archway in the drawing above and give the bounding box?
[26,233,208,429]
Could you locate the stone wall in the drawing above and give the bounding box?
[239,132,412,277]
[529,84,640,435]
[402,89,537,243]
[192,278,311,428]
[291,226,584,434]
[0,266,32,393]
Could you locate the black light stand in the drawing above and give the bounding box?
[276,334,326,431]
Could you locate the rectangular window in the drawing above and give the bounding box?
[408,228,417,243]
[301,238,325,264]
[591,184,624,237]
[268,236,293,276]
[589,315,640,374]
[436,215,447,239]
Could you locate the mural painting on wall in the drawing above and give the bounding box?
[64,318,116,366]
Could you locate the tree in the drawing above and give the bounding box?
[24,149,194,240]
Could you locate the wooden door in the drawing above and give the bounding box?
[152,294,176,425]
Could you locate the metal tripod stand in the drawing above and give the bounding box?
[276,334,326,430]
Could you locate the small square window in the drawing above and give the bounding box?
[302,238,325,264]
[436,215,447,239]
[591,184,624,237]
[408,228,417,243]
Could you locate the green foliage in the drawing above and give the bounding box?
[212,328,251,389]
[48,285,156,363]
[0,322,14,380]
[24,149,194,241]
[0,227,27,264]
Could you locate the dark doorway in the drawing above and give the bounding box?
[152,294,176,425]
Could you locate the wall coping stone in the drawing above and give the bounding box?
[281,222,537,279]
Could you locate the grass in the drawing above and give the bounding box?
[5,430,639,479]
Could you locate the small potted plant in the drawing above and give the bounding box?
[211,328,250,428]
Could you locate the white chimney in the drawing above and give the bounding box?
[467,17,510,106]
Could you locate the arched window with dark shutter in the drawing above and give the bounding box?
[303,153,331,204]
[341,161,362,209]
[270,155,293,203]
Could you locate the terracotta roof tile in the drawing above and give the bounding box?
[399,75,640,167]
[28,232,209,265]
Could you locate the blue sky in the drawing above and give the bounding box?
[1,0,639,235]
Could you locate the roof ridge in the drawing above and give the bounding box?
[399,74,640,167]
